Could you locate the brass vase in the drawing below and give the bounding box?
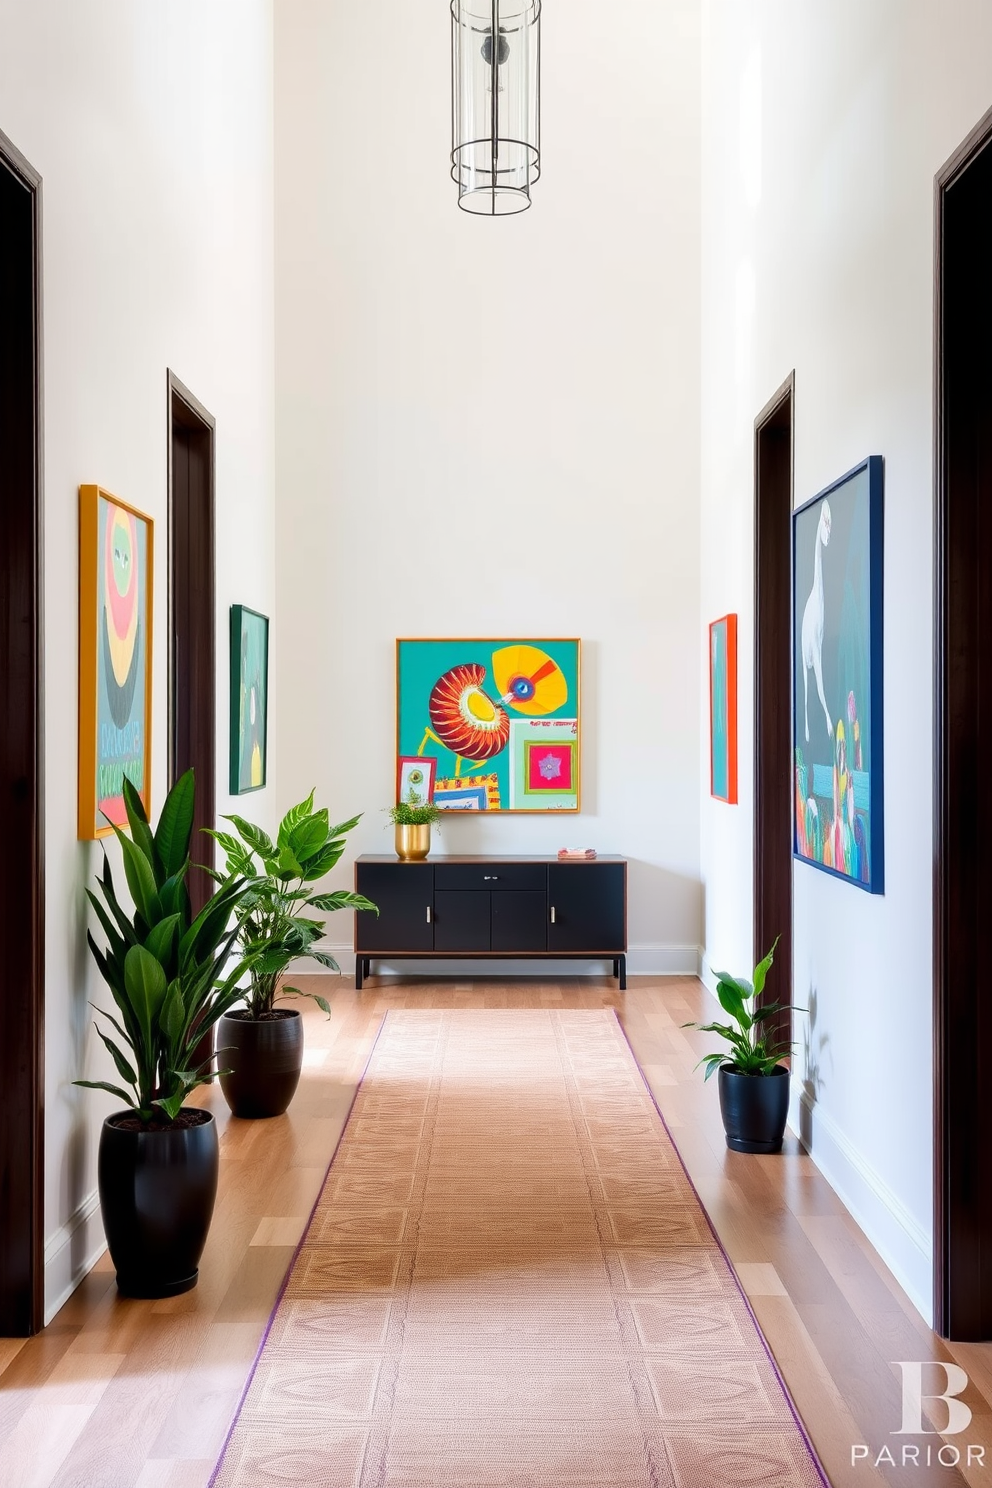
[395,823,431,861]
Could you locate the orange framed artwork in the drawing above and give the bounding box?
[78,484,154,839]
[709,613,738,804]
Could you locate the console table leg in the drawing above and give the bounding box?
[356,957,364,991]
[617,954,626,991]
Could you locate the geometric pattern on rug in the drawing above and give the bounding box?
[210,1009,828,1488]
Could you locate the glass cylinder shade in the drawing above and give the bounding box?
[451,0,541,216]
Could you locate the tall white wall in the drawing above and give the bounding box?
[273,0,703,972]
[700,0,992,1321]
[0,0,277,1321]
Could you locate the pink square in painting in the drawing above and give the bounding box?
[528,744,573,792]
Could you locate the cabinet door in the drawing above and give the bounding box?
[547,863,625,952]
[433,892,491,952]
[491,891,547,953]
[355,863,433,951]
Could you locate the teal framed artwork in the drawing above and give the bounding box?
[230,605,269,795]
[396,638,581,812]
[78,484,154,839]
[709,613,738,804]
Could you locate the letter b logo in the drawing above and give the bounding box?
[894,1362,972,1434]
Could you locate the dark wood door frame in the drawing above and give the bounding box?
[167,372,215,915]
[753,373,795,1044]
[934,104,992,1340]
[0,127,45,1335]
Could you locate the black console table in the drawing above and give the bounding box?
[354,855,627,989]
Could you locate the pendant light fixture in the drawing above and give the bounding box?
[451,1,541,216]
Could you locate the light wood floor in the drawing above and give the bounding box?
[1,976,990,1488]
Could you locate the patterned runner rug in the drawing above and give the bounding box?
[210,1009,828,1487]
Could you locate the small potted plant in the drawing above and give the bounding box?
[207,792,375,1118]
[77,771,254,1297]
[682,938,801,1153]
[387,794,442,860]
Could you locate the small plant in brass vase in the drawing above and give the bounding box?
[387,794,442,861]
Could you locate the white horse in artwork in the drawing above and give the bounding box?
[801,498,833,743]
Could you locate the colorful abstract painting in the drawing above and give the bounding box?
[230,605,269,795]
[793,456,884,893]
[397,755,436,806]
[78,485,154,839]
[709,614,737,804]
[396,639,580,813]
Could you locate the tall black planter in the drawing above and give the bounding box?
[218,1008,304,1119]
[718,1064,790,1153]
[98,1110,219,1297]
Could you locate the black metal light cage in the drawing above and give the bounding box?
[451,0,541,216]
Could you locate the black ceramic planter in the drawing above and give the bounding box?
[218,1008,304,1119]
[718,1064,790,1153]
[98,1109,219,1298]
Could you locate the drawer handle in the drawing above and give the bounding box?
[426,905,431,924]
[550,905,556,924]
[483,874,499,881]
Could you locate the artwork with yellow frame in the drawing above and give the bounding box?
[78,484,154,839]
[396,638,581,813]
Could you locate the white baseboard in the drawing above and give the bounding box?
[303,944,702,978]
[44,1190,106,1325]
[791,1086,932,1325]
[629,945,701,976]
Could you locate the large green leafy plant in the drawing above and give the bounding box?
[207,791,375,1020]
[76,771,253,1123]
[683,938,800,1079]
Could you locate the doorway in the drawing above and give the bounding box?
[0,129,44,1335]
[753,374,794,1043]
[934,105,992,1340]
[168,373,216,915]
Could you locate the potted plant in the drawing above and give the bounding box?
[682,938,800,1153]
[76,771,254,1297]
[206,792,375,1118]
[387,794,442,861]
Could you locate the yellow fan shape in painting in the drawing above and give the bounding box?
[493,644,568,716]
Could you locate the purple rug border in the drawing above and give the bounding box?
[207,1007,394,1488]
[612,1007,833,1488]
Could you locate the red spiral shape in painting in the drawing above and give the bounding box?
[428,663,511,760]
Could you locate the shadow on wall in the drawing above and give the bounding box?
[62,840,106,1276]
[798,981,831,1149]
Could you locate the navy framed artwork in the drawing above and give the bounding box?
[230,605,269,794]
[793,456,884,893]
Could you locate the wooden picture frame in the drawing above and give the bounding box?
[396,638,581,813]
[793,455,884,892]
[229,604,269,794]
[709,613,738,804]
[78,484,154,839]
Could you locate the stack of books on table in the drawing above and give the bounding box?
[556,848,597,860]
